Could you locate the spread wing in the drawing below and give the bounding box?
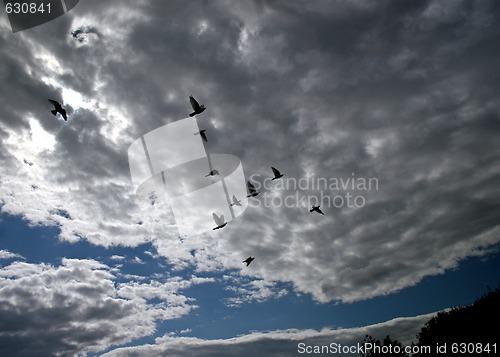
[232,194,242,206]
[48,99,60,107]
[213,212,224,226]
[60,108,67,120]
[190,96,201,111]
[271,167,281,176]
[247,181,256,192]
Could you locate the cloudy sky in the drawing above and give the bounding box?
[1,0,499,355]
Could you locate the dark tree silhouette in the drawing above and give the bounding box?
[359,287,500,356]
[413,286,500,356]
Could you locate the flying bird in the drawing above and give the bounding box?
[205,169,219,177]
[48,99,67,121]
[271,167,284,180]
[189,95,206,116]
[230,194,242,207]
[243,257,255,266]
[310,205,324,215]
[246,181,260,198]
[195,129,208,142]
[212,212,227,230]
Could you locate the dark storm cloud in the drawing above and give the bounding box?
[0,45,59,131]
[88,0,500,302]
[204,0,500,302]
[1,0,499,307]
[90,0,253,138]
[48,108,130,181]
[1,0,500,355]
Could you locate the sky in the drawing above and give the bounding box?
[0,0,499,356]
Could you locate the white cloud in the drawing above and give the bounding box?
[110,255,125,261]
[0,250,24,260]
[102,312,437,357]
[224,276,288,306]
[133,256,145,264]
[0,259,213,356]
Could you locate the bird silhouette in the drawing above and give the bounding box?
[271,167,284,180]
[310,205,324,215]
[48,99,67,121]
[246,181,260,198]
[189,95,206,116]
[243,257,255,266]
[230,194,242,207]
[194,129,208,142]
[212,212,227,230]
[205,169,219,177]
